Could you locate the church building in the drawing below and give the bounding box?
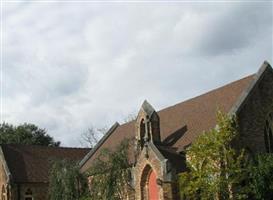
[80,61,273,200]
[0,61,272,200]
[0,145,89,200]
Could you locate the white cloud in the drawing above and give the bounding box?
[2,1,272,146]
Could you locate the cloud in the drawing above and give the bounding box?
[197,2,272,56]
[2,2,272,146]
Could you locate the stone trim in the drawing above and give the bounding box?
[79,122,120,168]
[149,143,174,182]
[149,143,166,162]
[139,100,156,119]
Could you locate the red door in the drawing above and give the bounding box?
[148,171,159,200]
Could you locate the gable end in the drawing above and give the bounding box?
[229,61,273,115]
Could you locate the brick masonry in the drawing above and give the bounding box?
[133,144,178,200]
[132,101,178,200]
[0,168,49,200]
[134,146,164,200]
[236,66,273,153]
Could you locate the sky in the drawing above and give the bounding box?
[1,1,272,147]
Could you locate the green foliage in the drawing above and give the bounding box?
[179,111,248,200]
[0,122,60,146]
[247,154,273,200]
[86,139,132,200]
[49,159,88,200]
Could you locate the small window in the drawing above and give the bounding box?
[24,188,33,200]
[264,112,273,153]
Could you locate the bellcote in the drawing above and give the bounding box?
[135,100,161,146]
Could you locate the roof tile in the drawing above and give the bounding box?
[81,74,254,170]
[1,144,90,183]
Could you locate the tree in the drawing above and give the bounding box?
[247,154,273,200]
[80,126,107,148]
[179,112,248,200]
[122,113,137,123]
[86,139,133,200]
[80,113,136,148]
[0,122,60,146]
[48,159,88,200]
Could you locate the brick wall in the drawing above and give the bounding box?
[237,67,273,153]
[134,146,163,200]
[133,145,178,200]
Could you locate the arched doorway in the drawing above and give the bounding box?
[140,165,159,200]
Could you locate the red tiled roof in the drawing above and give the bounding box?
[1,144,90,183]
[81,74,255,171]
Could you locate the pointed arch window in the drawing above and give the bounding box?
[24,188,34,200]
[264,112,273,153]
